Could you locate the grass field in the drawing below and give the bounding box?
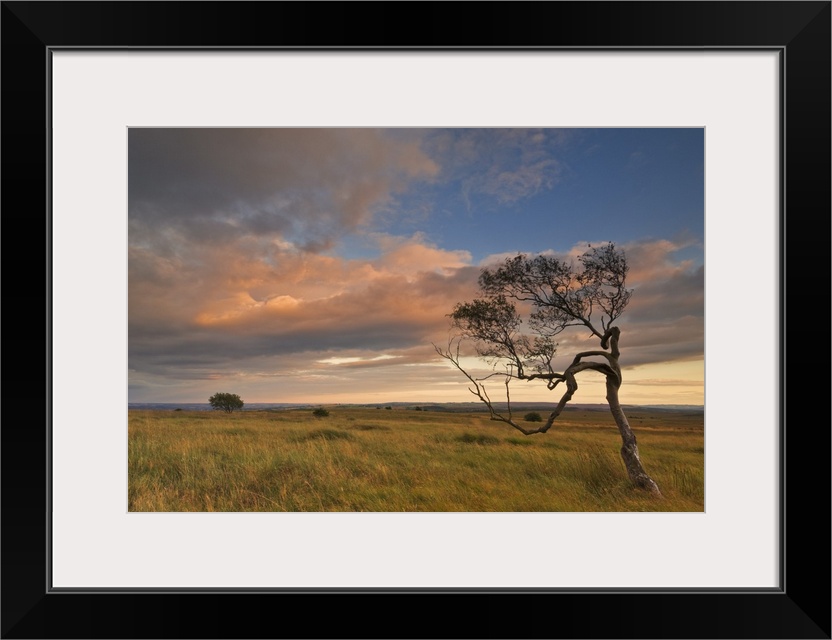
[128,406,704,512]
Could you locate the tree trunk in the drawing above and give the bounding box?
[606,377,662,495]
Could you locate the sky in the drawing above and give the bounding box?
[128,128,704,405]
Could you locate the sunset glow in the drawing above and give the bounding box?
[129,128,704,405]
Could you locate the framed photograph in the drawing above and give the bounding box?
[124,125,703,512]
[3,2,829,638]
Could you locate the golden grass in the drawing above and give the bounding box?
[128,406,704,512]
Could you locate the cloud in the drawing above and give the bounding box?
[626,150,647,170]
[425,129,571,210]
[623,238,704,327]
[129,128,439,252]
[128,231,483,390]
[371,232,472,276]
[128,231,704,402]
[317,354,402,368]
[624,378,702,387]
[127,129,703,403]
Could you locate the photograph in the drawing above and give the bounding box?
[128,127,704,512]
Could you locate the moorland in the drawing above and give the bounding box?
[128,405,704,512]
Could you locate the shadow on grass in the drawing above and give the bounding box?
[296,429,355,442]
[455,433,500,445]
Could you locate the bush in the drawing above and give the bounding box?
[524,412,542,422]
[208,392,244,413]
[312,407,330,418]
[385,406,392,410]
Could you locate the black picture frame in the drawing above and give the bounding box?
[2,2,829,638]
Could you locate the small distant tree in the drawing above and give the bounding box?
[312,407,330,418]
[208,392,244,413]
[524,412,542,422]
[435,242,660,495]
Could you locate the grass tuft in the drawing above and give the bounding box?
[569,445,628,498]
[348,424,391,431]
[299,429,354,442]
[672,465,704,499]
[456,432,500,445]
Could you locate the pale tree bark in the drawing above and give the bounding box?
[600,327,661,495]
[606,378,660,494]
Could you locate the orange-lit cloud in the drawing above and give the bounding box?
[129,129,704,404]
[130,232,701,403]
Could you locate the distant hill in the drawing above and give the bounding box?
[401,402,703,414]
[129,402,703,414]
[128,402,307,412]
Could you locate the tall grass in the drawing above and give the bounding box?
[128,407,704,512]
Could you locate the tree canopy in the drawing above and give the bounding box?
[208,392,244,413]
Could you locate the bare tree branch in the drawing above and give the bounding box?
[436,242,661,496]
[434,340,558,435]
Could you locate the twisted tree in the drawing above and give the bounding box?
[435,242,661,495]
